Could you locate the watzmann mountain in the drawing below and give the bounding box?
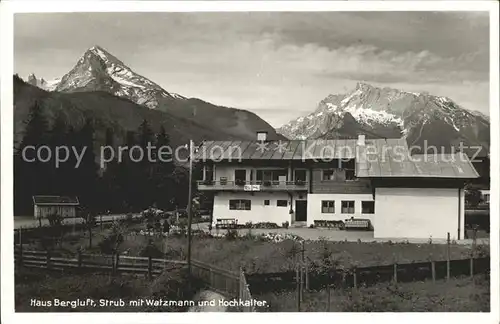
[54,46,186,108]
[18,45,284,145]
[278,82,490,155]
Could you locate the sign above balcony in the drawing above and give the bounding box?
[244,185,261,191]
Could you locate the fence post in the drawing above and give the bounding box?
[353,266,357,290]
[114,253,120,275]
[327,284,331,312]
[19,228,23,267]
[470,234,475,282]
[239,268,243,300]
[393,263,398,283]
[77,249,83,269]
[446,232,450,281]
[305,262,309,291]
[300,265,304,302]
[148,255,153,280]
[431,261,436,283]
[470,257,474,279]
[296,266,301,312]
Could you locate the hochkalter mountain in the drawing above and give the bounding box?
[21,45,284,142]
[278,82,490,155]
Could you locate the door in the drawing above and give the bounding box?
[295,200,307,222]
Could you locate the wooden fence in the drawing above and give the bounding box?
[190,259,256,312]
[14,247,256,312]
[246,256,490,294]
[239,267,256,312]
[15,248,186,278]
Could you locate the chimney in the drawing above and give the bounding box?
[257,131,268,142]
[357,134,366,146]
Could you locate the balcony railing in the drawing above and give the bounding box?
[197,180,309,191]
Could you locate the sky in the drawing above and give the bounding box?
[14,11,490,127]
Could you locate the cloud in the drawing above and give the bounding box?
[14,12,490,127]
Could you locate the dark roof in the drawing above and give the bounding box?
[196,138,478,179]
[32,196,80,205]
[356,150,480,179]
[194,138,407,161]
[460,146,490,159]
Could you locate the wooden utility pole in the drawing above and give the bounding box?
[446,232,451,281]
[187,140,194,276]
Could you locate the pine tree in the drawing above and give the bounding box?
[134,120,156,209]
[14,101,51,215]
[48,112,69,194]
[74,118,98,212]
[153,125,176,210]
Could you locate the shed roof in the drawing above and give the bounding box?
[32,196,80,205]
[356,152,479,179]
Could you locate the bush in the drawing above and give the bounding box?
[225,228,238,240]
[125,213,134,224]
[340,289,401,312]
[140,239,164,258]
[47,213,63,226]
[98,222,124,254]
[253,222,279,229]
[147,268,202,311]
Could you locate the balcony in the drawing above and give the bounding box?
[197,180,309,192]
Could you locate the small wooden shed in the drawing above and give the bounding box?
[32,195,80,219]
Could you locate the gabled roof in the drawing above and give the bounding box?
[195,138,479,179]
[32,196,80,206]
[194,138,407,161]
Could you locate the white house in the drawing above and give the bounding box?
[195,133,479,240]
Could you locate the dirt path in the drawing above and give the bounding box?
[188,290,228,312]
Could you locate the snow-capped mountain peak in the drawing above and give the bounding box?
[33,45,186,109]
[277,83,490,153]
[26,73,60,91]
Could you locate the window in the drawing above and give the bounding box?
[362,201,375,214]
[341,201,355,214]
[234,169,246,181]
[295,169,307,182]
[203,165,214,181]
[345,169,356,181]
[229,199,251,210]
[277,200,288,207]
[322,201,335,213]
[264,200,270,206]
[322,169,335,180]
[344,159,356,180]
[257,169,287,182]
